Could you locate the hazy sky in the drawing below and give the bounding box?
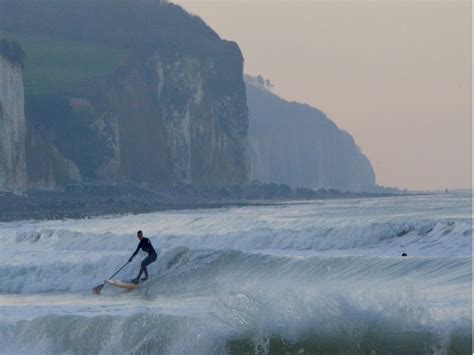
[172,0,471,191]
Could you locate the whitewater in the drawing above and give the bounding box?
[0,192,471,354]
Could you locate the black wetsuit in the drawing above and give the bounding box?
[130,238,157,281]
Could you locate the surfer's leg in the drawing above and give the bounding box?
[134,256,152,281]
[132,257,148,283]
[137,257,148,278]
[132,254,156,283]
[140,254,156,280]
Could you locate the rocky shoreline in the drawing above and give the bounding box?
[0,182,402,222]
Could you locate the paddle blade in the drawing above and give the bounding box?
[92,283,104,295]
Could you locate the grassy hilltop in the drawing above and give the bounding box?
[0,0,235,97]
[1,32,127,96]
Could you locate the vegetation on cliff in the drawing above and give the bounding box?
[0,0,240,68]
[0,32,126,96]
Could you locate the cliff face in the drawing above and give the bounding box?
[246,76,375,191]
[0,0,248,189]
[25,127,81,191]
[0,55,26,191]
[84,50,248,187]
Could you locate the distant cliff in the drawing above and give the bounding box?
[0,51,26,191]
[246,76,376,191]
[0,0,248,189]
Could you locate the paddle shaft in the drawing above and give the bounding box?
[92,260,131,295]
[108,261,130,280]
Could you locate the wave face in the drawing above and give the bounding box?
[0,192,472,353]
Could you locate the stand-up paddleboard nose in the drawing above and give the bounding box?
[105,279,140,290]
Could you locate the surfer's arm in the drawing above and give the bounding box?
[129,243,142,261]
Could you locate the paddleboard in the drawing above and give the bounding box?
[105,279,140,290]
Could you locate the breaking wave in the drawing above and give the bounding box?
[0,194,471,354]
[0,289,471,354]
[1,247,471,296]
[1,217,471,255]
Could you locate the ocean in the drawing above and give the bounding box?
[0,191,471,354]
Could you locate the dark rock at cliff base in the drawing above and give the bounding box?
[0,181,401,222]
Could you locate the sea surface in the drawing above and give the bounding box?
[0,192,471,354]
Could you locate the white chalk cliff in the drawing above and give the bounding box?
[0,54,26,191]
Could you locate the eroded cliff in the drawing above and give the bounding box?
[88,50,248,187]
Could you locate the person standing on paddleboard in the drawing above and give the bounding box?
[129,230,157,284]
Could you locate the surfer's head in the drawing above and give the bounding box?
[137,230,143,240]
[401,253,407,257]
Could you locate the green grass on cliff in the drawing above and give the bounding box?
[0,32,127,96]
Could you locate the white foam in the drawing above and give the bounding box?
[0,193,471,353]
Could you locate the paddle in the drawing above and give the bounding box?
[92,261,130,295]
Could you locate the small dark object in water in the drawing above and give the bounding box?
[401,253,407,257]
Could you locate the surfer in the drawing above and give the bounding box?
[129,230,157,284]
